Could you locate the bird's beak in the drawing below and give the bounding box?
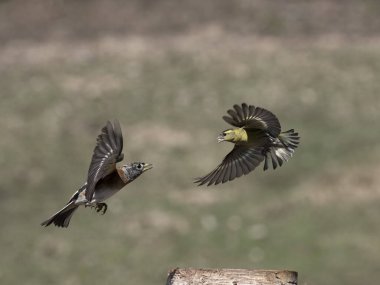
[143,163,153,172]
[217,134,225,143]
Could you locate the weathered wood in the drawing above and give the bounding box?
[166,268,297,285]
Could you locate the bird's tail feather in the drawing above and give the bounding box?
[41,202,79,228]
[263,129,300,170]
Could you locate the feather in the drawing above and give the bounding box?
[85,120,124,200]
[195,145,265,186]
[222,103,282,137]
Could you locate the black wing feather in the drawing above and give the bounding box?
[85,120,124,201]
[195,146,265,186]
[222,103,282,137]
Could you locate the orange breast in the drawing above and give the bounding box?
[117,168,129,184]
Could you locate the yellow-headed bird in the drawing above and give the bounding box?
[41,120,152,227]
[195,103,300,186]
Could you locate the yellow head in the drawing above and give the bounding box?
[217,128,247,143]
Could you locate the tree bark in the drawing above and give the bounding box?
[166,268,297,285]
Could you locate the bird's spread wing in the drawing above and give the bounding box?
[222,103,281,137]
[195,145,265,186]
[85,120,124,201]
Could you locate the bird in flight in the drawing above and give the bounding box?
[41,120,152,228]
[195,103,300,186]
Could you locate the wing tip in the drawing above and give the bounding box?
[193,179,208,187]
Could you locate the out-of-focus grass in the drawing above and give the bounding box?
[1,36,380,285]
[2,0,380,42]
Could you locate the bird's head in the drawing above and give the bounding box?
[217,128,247,143]
[217,129,237,143]
[121,162,153,181]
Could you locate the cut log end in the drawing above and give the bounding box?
[167,268,297,285]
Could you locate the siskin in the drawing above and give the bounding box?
[195,103,300,186]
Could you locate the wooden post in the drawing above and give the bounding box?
[166,268,297,285]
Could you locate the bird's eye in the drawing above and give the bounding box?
[137,163,143,170]
[223,132,227,136]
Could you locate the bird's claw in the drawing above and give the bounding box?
[85,202,107,215]
[95,203,108,215]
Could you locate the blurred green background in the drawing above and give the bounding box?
[1,1,380,284]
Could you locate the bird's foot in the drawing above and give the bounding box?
[95,203,108,215]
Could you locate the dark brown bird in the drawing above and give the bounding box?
[195,103,300,186]
[41,120,152,228]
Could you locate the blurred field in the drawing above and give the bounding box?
[1,1,380,285]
